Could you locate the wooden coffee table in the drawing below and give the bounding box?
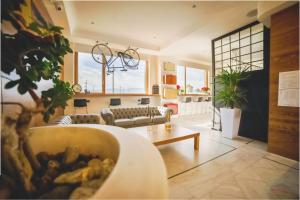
[128,124,200,150]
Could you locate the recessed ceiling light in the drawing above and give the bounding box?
[246,9,257,18]
[91,21,95,25]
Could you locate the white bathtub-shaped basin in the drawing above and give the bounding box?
[29,124,168,199]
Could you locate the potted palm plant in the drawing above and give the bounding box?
[214,65,250,139]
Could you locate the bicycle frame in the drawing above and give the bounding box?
[91,42,139,72]
[104,51,131,69]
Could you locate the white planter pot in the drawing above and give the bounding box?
[220,108,241,139]
[29,124,168,198]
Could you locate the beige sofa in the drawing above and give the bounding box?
[101,106,172,128]
[53,114,100,125]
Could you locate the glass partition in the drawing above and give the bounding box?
[213,22,265,75]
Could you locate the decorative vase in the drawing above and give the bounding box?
[220,108,241,139]
[29,125,169,198]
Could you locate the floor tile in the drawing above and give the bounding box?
[166,114,299,200]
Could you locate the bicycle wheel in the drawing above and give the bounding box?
[91,43,113,64]
[122,48,140,68]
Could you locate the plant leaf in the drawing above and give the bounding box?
[5,80,19,89]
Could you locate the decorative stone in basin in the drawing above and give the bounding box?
[29,124,168,198]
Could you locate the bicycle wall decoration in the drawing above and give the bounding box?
[91,41,140,75]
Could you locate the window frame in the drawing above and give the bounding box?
[176,65,208,96]
[213,22,265,74]
[74,52,149,96]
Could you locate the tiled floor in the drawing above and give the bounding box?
[160,114,299,199]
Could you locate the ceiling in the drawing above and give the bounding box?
[49,1,262,66]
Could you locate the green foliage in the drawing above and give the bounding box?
[214,65,250,109]
[1,0,74,122]
[41,77,74,122]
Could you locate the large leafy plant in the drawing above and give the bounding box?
[2,0,73,122]
[1,0,74,194]
[214,65,250,109]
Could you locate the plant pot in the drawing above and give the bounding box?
[29,124,168,198]
[220,108,241,139]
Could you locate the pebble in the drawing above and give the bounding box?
[47,160,60,170]
[39,185,74,199]
[69,187,95,199]
[102,159,115,178]
[81,178,104,189]
[36,152,50,166]
[33,150,115,199]
[72,161,87,171]
[63,146,80,166]
[54,167,91,184]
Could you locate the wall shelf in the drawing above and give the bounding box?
[161,62,178,100]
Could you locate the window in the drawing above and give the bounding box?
[176,66,207,94]
[186,68,205,94]
[213,22,265,75]
[176,65,185,92]
[76,52,147,95]
[105,56,147,94]
[77,52,103,93]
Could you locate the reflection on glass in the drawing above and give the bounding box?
[177,65,185,91]
[252,61,264,70]
[215,40,221,47]
[252,51,263,61]
[241,46,250,55]
[251,32,263,43]
[231,57,240,66]
[222,44,230,52]
[223,52,230,60]
[251,42,263,52]
[231,49,239,58]
[240,28,250,38]
[241,37,250,47]
[241,54,250,63]
[215,47,221,54]
[215,69,222,75]
[251,23,263,34]
[222,37,230,45]
[215,61,222,68]
[230,32,239,42]
[215,54,222,61]
[231,41,239,49]
[78,52,102,93]
[222,67,230,72]
[214,23,265,72]
[186,67,205,94]
[106,57,146,94]
[223,59,230,67]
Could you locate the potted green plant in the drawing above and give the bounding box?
[1,0,74,195]
[214,65,250,139]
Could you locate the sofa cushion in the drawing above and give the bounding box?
[150,107,161,116]
[114,118,134,127]
[152,115,166,124]
[70,114,100,124]
[133,116,152,125]
[127,108,148,118]
[111,107,150,119]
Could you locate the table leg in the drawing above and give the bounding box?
[194,135,200,150]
